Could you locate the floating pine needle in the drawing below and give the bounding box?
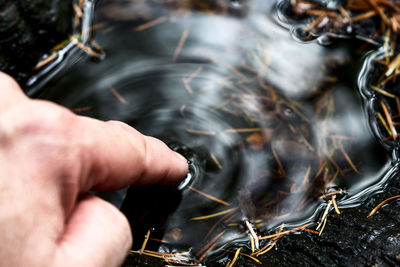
[254,239,278,256]
[259,222,312,240]
[271,145,286,176]
[380,100,397,140]
[140,229,151,254]
[367,195,400,218]
[377,111,392,136]
[173,28,190,62]
[332,195,341,215]
[188,186,230,206]
[227,248,241,267]
[190,208,236,221]
[210,153,223,169]
[133,16,168,32]
[318,216,328,236]
[316,200,332,231]
[319,190,345,199]
[245,220,259,250]
[371,85,396,98]
[186,129,216,135]
[108,85,128,104]
[69,35,101,57]
[386,53,400,77]
[33,53,58,70]
[303,228,320,235]
[222,249,261,264]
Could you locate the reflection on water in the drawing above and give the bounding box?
[36,0,391,265]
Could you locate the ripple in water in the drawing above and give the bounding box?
[34,0,393,265]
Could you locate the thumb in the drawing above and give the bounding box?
[53,195,132,267]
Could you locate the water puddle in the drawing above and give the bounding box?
[30,0,398,265]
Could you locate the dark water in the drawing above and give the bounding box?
[32,0,395,265]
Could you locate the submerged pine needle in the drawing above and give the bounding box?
[188,186,230,206]
[367,195,400,218]
[173,28,189,62]
[108,85,128,104]
[133,16,168,32]
[371,85,396,98]
[70,106,92,113]
[338,141,359,174]
[224,128,261,133]
[185,66,204,83]
[186,129,216,135]
[190,208,237,221]
[196,230,226,257]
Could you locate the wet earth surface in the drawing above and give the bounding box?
[2,0,400,266]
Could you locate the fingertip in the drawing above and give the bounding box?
[173,151,189,181]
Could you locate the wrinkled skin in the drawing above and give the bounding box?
[0,72,188,267]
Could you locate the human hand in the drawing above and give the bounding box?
[0,72,188,266]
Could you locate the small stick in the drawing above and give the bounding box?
[173,28,189,62]
[367,195,400,218]
[188,186,230,206]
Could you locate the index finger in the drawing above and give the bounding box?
[76,116,188,192]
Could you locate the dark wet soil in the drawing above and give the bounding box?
[0,0,72,86]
